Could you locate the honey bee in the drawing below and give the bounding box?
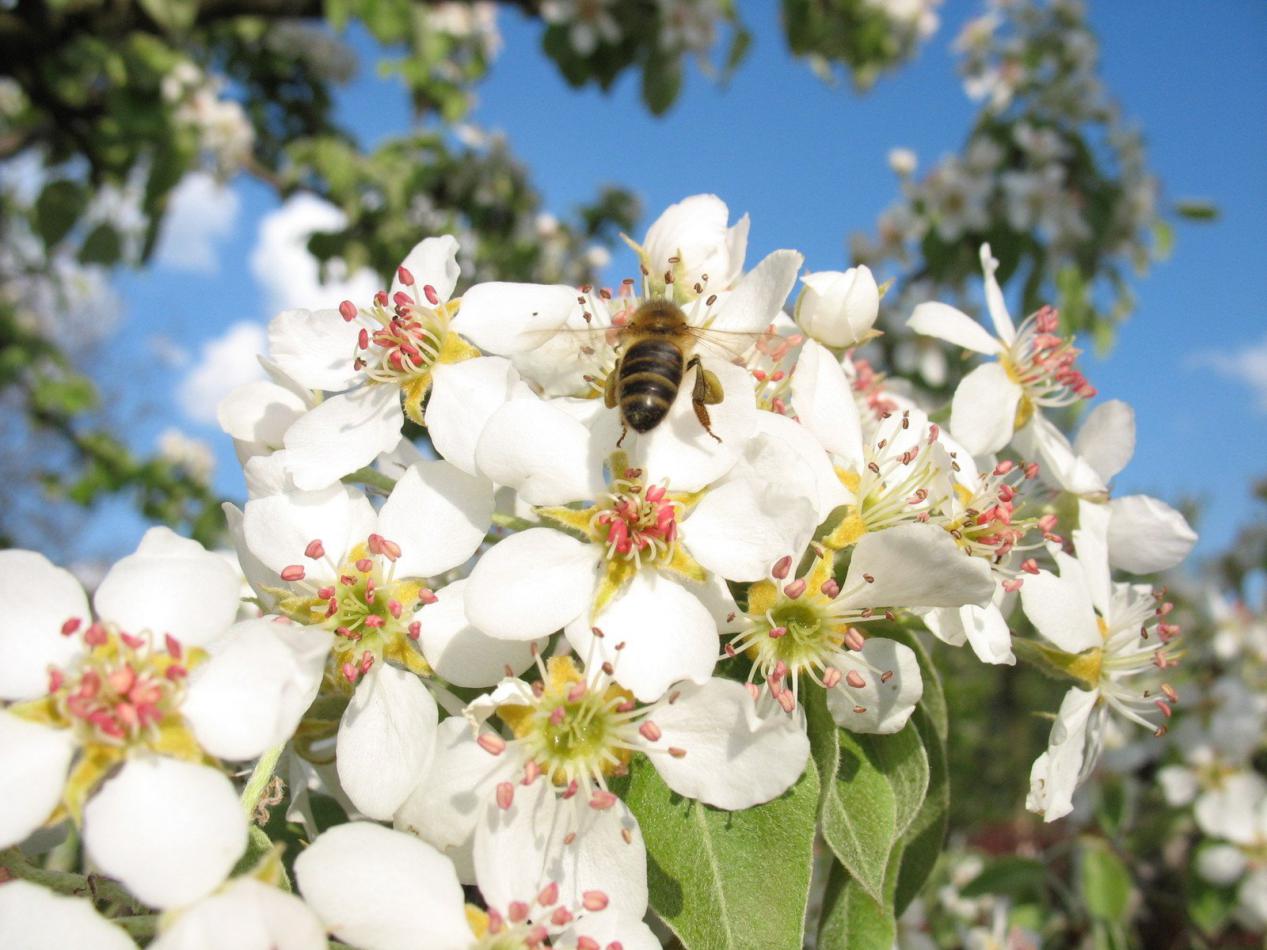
[523,295,765,445]
[604,298,733,446]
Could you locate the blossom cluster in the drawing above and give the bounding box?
[1,194,1204,946]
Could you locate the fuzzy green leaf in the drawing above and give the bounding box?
[138,0,199,33]
[1079,837,1133,924]
[35,180,88,250]
[817,859,897,950]
[806,688,930,904]
[621,755,818,950]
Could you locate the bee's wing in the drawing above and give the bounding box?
[513,324,620,397]
[682,325,766,365]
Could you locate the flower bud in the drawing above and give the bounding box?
[794,265,880,348]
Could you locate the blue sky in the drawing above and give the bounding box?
[99,0,1267,565]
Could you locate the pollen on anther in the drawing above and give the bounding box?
[478,732,507,755]
[496,782,515,809]
[589,790,618,810]
[582,890,609,912]
[639,721,662,742]
[281,564,306,582]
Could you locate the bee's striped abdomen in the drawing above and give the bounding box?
[618,338,684,433]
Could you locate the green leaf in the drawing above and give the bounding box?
[1173,199,1219,221]
[1078,837,1132,924]
[1151,220,1174,261]
[138,0,199,33]
[885,628,946,742]
[1187,856,1237,935]
[35,180,89,249]
[641,51,683,116]
[78,224,123,266]
[962,856,1048,902]
[818,859,897,950]
[806,688,929,904]
[722,27,752,81]
[621,755,818,950]
[893,706,947,915]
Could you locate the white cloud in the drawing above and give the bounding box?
[156,172,241,273]
[1194,334,1267,413]
[177,321,266,424]
[249,193,379,314]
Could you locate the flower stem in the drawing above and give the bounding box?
[490,511,540,532]
[112,915,159,939]
[0,847,139,910]
[241,744,285,819]
[341,466,398,494]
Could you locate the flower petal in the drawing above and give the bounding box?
[752,411,851,520]
[474,397,605,505]
[837,524,995,610]
[566,572,718,702]
[0,712,74,848]
[474,779,648,921]
[94,528,241,649]
[427,357,529,475]
[242,484,367,584]
[336,663,438,821]
[1193,772,1267,844]
[826,637,923,734]
[151,878,326,950]
[1027,687,1101,821]
[978,244,1016,344]
[183,619,332,761]
[0,880,136,950]
[377,461,494,579]
[83,758,247,908]
[683,478,817,582]
[708,248,803,333]
[949,362,1021,456]
[296,822,471,950]
[1107,495,1197,575]
[267,307,365,393]
[907,301,1003,356]
[562,913,662,950]
[1013,413,1106,496]
[394,716,518,877]
[649,678,810,809]
[0,550,88,700]
[1073,400,1135,483]
[1018,552,1101,654]
[282,385,404,491]
[790,340,865,471]
[602,356,758,493]
[391,235,460,303]
[464,529,596,641]
[217,379,309,448]
[416,580,539,687]
[922,603,1015,666]
[452,282,581,355]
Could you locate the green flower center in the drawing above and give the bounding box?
[498,656,640,787]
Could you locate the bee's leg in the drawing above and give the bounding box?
[603,368,619,408]
[616,422,629,448]
[687,356,724,443]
